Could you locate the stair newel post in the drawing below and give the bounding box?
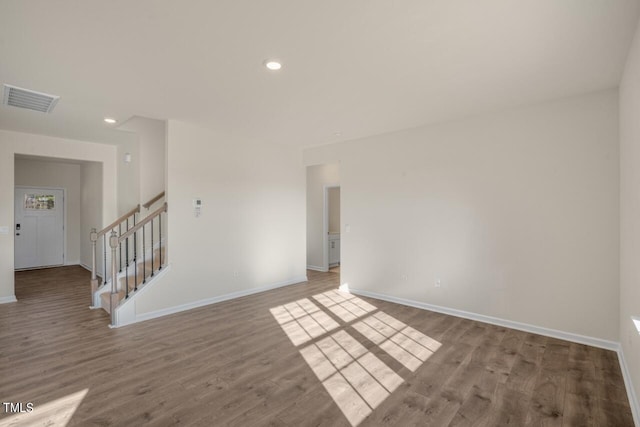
[125,235,129,299]
[133,212,137,261]
[118,223,122,273]
[134,229,138,291]
[159,213,162,270]
[90,228,98,304]
[109,230,119,326]
[142,223,146,284]
[150,217,154,277]
[126,217,130,268]
[103,237,107,285]
[133,211,138,291]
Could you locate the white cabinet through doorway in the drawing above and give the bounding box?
[329,233,340,266]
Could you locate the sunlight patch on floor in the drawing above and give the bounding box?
[270,298,340,346]
[270,289,442,426]
[353,311,441,371]
[300,330,404,426]
[0,389,88,427]
[313,289,377,323]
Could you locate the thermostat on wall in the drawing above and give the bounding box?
[193,198,202,217]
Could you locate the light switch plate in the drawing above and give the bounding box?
[0,226,9,235]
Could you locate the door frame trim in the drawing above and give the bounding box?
[14,185,67,269]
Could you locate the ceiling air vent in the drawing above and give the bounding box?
[2,84,60,113]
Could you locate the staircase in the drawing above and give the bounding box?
[99,246,165,314]
[89,192,167,326]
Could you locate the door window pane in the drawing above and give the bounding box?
[24,194,55,210]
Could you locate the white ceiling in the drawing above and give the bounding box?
[0,0,638,147]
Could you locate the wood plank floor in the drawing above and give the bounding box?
[0,266,633,426]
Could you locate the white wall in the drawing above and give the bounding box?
[0,129,117,301]
[305,89,619,341]
[306,164,340,270]
[132,120,306,316]
[14,158,82,265]
[116,139,140,215]
[620,18,640,418]
[118,116,166,206]
[80,162,103,273]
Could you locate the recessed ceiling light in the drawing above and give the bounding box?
[104,117,117,124]
[264,60,282,71]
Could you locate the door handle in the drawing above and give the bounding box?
[16,233,20,236]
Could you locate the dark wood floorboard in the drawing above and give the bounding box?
[0,266,633,426]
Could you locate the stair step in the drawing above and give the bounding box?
[120,251,165,290]
[119,265,163,291]
[99,246,166,314]
[100,290,125,314]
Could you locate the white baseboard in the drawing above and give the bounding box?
[617,346,640,426]
[345,287,619,351]
[307,265,328,272]
[0,295,17,304]
[114,274,309,328]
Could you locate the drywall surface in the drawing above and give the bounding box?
[118,116,166,206]
[134,120,306,315]
[15,158,82,265]
[0,129,117,300]
[80,162,103,272]
[620,18,640,419]
[116,138,140,215]
[307,164,340,270]
[305,89,619,341]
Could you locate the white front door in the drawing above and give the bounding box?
[14,187,65,269]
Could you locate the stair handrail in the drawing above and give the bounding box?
[95,205,141,238]
[108,202,168,325]
[118,202,167,242]
[142,191,165,210]
[89,204,141,305]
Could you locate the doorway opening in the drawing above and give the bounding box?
[13,155,103,278]
[306,163,341,277]
[326,186,341,274]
